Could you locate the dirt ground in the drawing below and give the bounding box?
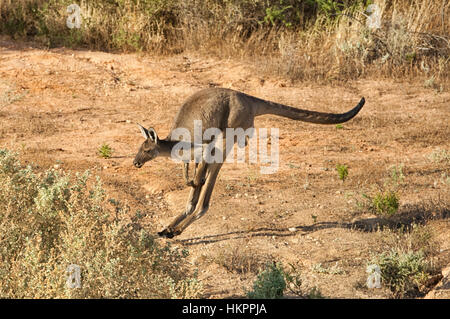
[1,35,449,299]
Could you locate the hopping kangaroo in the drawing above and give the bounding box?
[133,88,365,238]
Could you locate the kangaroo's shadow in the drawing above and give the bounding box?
[176,221,342,246]
[175,201,449,246]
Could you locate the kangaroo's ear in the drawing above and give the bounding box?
[137,123,150,139]
[147,127,158,143]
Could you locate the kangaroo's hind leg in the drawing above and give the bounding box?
[171,162,223,237]
[158,161,208,238]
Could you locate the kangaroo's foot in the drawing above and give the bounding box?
[185,178,206,188]
[158,227,181,239]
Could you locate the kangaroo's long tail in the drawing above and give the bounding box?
[253,95,365,124]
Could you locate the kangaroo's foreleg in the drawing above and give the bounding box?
[184,162,204,187]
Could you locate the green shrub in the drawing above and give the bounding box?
[247,262,286,299]
[371,249,432,298]
[0,149,202,298]
[372,190,399,217]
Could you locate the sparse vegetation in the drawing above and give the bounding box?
[428,148,450,163]
[369,223,441,298]
[215,245,270,275]
[307,286,325,299]
[0,1,448,300]
[312,262,345,275]
[0,149,202,298]
[389,164,405,186]
[0,82,27,108]
[378,224,440,258]
[355,164,404,217]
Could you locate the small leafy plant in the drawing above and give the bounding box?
[98,143,113,158]
[336,164,348,182]
[372,190,400,216]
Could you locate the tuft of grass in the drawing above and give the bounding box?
[307,287,325,299]
[356,165,404,217]
[98,143,113,159]
[378,224,440,258]
[336,164,349,182]
[247,261,325,299]
[389,164,405,187]
[311,262,345,275]
[428,148,450,163]
[215,245,270,275]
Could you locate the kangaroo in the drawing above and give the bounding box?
[133,87,365,238]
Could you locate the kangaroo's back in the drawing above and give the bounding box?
[168,87,364,141]
[169,88,232,138]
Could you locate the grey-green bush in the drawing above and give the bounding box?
[247,262,286,299]
[0,149,202,298]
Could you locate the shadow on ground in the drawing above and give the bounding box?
[176,200,449,245]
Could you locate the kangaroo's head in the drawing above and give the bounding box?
[133,124,160,168]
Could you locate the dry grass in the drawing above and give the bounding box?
[214,242,272,275]
[0,0,448,82]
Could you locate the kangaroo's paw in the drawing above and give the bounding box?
[186,180,195,187]
[158,228,180,239]
[186,178,206,187]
